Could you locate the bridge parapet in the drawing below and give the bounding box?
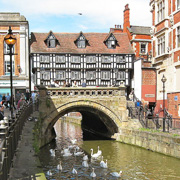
[46,86,126,97]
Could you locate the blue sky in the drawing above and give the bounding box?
[0,0,152,33]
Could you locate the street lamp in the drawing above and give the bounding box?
[4,26,17,118]
[161,74,167,132]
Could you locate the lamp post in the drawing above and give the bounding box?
[4,26,17,118]
[161,74,167,132]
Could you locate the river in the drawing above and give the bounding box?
[38,120,180,180]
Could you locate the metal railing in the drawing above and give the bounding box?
[0,102,33,180]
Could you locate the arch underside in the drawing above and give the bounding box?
[44,100,121,142]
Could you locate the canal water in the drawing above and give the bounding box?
[38,120,180,180]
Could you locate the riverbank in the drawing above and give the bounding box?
[8,111,46,180]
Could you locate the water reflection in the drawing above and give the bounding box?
[38,120,180,180]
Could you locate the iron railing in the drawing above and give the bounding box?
[0,102,34,180]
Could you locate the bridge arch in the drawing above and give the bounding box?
[41,100,122,146]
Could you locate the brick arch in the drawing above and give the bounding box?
[41,100,122,146]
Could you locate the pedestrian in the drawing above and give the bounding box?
[10,95,16,110]
[25,90,30,102]
[15,91,21,105]
[2,94,7,107]
[17,97,26,109]
[6,93,11,108]
[54,81,59,87]
[0,106,4,120]
[82,81,86,87]
[72,81,78,87]
[66,82,70,87]
[63,81,66,87]
[31,91,36,103]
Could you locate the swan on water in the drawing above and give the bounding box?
[72,167,77,174]
[100,159,108,168]
[63,151,72,157]
[90,148,100,159]
[49,149,55,157]
[47,170,52,176]
[57,161,62,171]
[74,148,84,156]
[83,154,88,161]
[82,160,89,167]
[110,170,122,177]
[97,146,102,156]
[100,156,104,166]
[90,168,96,178]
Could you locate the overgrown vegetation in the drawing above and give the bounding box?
[33,112,43,154]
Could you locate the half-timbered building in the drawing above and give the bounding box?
[30,30,135,94]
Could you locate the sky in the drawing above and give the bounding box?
[0,0,152,33]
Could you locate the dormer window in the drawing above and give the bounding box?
[75,32,88,48]
[45,31,57,48]
[105,34,117,49]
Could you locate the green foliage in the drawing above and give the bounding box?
[172,134,180,137]
[46,97,51,108]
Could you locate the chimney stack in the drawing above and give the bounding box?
[123,4,130,33]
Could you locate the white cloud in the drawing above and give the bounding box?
[0,0,152,32]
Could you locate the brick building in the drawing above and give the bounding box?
[119,4,156,111]
[150,0,180,119]
[0,13,30,100]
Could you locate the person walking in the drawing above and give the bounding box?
[25,90,30,102]
[82,81,86,87]
[15,91,21,105]
[6,93,11,108]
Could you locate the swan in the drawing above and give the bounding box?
[83,154,88,161]
[72,167,77,174]
[63,151,72,157]
[90,168,96,178]
[57,161,62,171]
[110,170,122,177]
[49,149,55,157]
[71,139,77,144]
[74,149,84,156]
[82,160,89,167]
[62,147,70,154]
[100,156,104,166]
[97,146,102,156]
[47,170,52,176]
[100,159,108,168]
[91,148,100,159]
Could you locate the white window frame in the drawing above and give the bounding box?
[77,35,86,48]
[101,71,110,80]
[177,0,180,10]
[101,56,111,63]
[157,35,165,56]
[71,71,81,80]
[117,71,126,80]
[157,0,165,23]
[55,71,66,80]
[86,71,96,80]
[56,56,65,63]
[41,71,50,80]
[140,43,147,54]
[71,56,80,63]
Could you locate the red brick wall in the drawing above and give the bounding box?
[174,11,180,24]
[155,99,168,117]
[156,20,166,32]
[174,50,180,62]
[167,92,180,118]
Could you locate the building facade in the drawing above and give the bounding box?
[30,31,134,94]
[0,13,29,99]
[150,0,180,118]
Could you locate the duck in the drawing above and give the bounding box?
[57,161,62,171]
[47,170,52,176]
[83,154,88,161]
[90,148,100,159]
[100,159,108,168]
[72,167,77,174]
[110,170,122,177]
[82,160,89,167]
[97,146,102,156]
[90,168,96,178]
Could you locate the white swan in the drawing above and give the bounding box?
[47,170,52,176]
[97,146,102,156]
[63,151,72,157]
[82,160,89,167]
[74,149,84,156]
[72,167,77,174]
[110,170,122,177]
[91,148,100,159]
[49,149,55,157]
[71,139,77,144]
[57,161,62,171]
[100,159,108,168]
[83,154,88,161]
[61,147,70,154]
[100,156,104,166]
[90,168,96,178]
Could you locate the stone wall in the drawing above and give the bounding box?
[114,128,180,159]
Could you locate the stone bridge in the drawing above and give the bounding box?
[38,84,140,147]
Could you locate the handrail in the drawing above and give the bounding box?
[0,101,35,180]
